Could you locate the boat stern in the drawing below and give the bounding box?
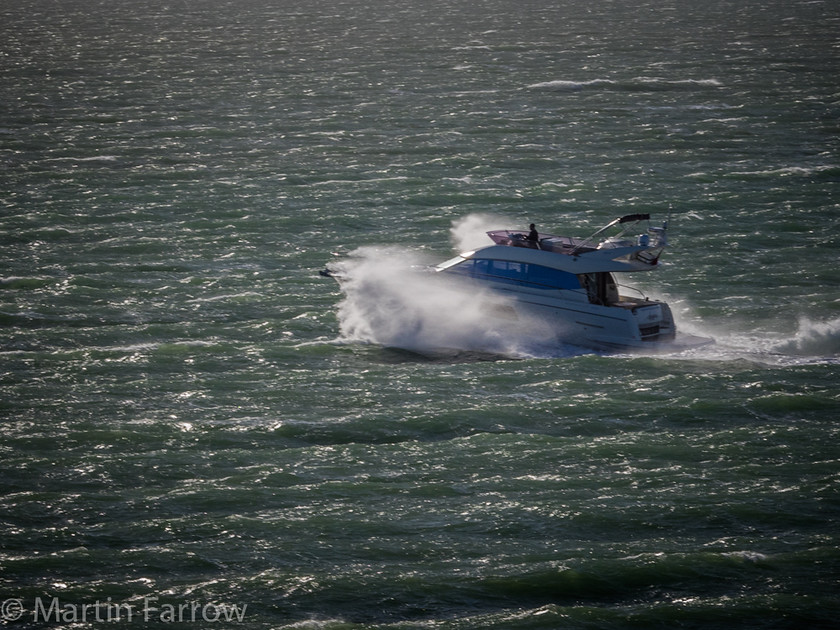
[633,302,676,342]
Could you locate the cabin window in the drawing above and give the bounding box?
[459,259,580,291]
[526,264,580,290]
[489,260,525,280]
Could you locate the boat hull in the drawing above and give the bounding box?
[482,288,712,353]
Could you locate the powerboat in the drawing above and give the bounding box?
[433,214,713,352]
[321,214,713,354]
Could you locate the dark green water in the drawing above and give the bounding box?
[2,0,839,627]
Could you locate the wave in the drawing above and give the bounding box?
[727,164,840,179]
[773,316,840,357]
[0,276,58,290]
[42,155,120,162]
[526,77,723,92]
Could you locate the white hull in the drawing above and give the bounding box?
[478,283,711,353]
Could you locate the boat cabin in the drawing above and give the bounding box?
[438,255,622,307]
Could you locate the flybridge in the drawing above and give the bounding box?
[485,214,668,272]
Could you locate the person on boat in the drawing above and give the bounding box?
[526,224,540,249]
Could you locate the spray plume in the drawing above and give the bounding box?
[448,213,513,252]
[333,221,562,357]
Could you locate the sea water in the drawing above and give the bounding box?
[2,0,839,627]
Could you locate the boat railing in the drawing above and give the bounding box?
[616,283,650,302]
[569,213,654,255]
[487,230,588,253]
[540,235,587,252]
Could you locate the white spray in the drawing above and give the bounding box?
[448,213,513,252]
[333,215,563,357]
[773,315,840,358]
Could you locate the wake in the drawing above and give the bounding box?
[669,315,840,366]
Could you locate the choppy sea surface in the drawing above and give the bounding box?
[2,0,839,627]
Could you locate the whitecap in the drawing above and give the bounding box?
[526,77,722,91]
[526,78,613,91]
[774,316,840,357]
[730,165,837,178]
